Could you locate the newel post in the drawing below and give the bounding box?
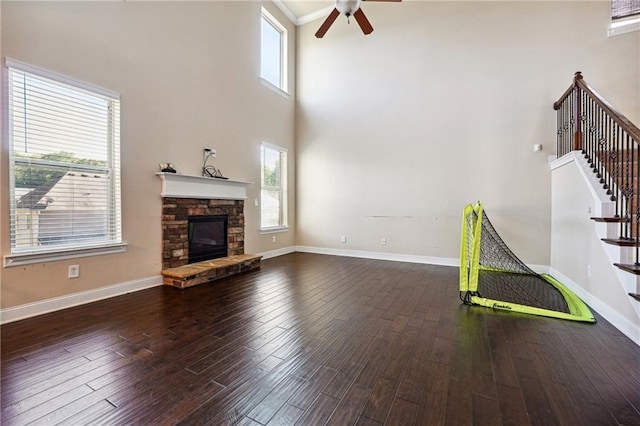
[573,71,583,151]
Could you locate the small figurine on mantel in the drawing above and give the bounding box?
[159,163,176,173]
[202,148,229,180]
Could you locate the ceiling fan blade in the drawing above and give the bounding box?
[315,8,341,38]
[353,8,374,35]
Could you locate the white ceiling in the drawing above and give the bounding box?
[278,0,334,25]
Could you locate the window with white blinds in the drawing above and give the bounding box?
[260,142,287,230]
[6,59,123,263]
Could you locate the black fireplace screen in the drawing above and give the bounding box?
[188,215,228,263]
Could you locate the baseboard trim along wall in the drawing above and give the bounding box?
[0,275,163,325]
[257,246,297,260]
[550,267,640,347]
[294,245,459,267]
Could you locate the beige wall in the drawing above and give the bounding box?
[296,1,640,265]
[1,1,296,307]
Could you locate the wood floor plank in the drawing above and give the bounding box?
[326,383,372,425]
[294,392,339,425]
[472,394,502,426]
[495,383,530,426]
[385,397,418,426]
[265,402,304,426]
[360,377,398,423]
[247,374,306,424]
[512,357,561,426]
[415,360,449,426]
[0,253,637,426]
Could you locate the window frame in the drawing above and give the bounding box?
[260,142,288,233]
[3,58,126,267]
[260,8,288,96]
[609,0,640,36]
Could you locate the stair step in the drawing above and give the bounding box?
[614,263,640,274]
[629,293,640,301]
[591,217,630,223]
[601,238,640,247]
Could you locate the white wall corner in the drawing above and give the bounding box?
[550,151,615,216]
[550,152,640,346]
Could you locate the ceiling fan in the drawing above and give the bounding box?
[315,0,402,39]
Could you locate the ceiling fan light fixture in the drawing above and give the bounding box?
[315,0,401,38]
[336,0,362,17]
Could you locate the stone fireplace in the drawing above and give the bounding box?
[157,173,261,288]
[161,197,244,269]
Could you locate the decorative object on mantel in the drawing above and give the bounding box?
[159,163,176,173]
[202,147,228,179]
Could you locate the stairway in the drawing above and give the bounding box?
[550,151,640,345]
[554,72,640,303]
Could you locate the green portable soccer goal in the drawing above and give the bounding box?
[460,202,595,323]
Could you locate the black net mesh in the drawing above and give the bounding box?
[478,210,536,275]
[468,208,570,313]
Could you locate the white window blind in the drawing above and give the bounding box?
[7,60,122,257]
[261,8,287,92]
[612,0,640,20]
[260,143,287,230]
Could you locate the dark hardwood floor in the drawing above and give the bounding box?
[1,252,639,425]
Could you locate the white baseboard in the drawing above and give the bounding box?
[257,246,297,260]
[294,245,459,267]
[550,267,640,347]
[0,275,163,325]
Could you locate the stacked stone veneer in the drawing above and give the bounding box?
[162,197,244,269]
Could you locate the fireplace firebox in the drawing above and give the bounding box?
[188,215,228,263]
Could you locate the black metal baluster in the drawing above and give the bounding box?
[635,133,640,264]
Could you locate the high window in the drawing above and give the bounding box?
[260,8,288,93]
[260,142,288,231]
[612,0,640,20]
[5,59,123,266]
[609,0,640,36]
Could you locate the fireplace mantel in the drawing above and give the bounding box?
[156,172,251,200]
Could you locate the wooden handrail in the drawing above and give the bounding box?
[575,77,640,143]
[553,72,578,110]
[554,71,640,143]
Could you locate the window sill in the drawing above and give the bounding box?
[4,243,128,267]
[260,226,289,234]
[259,78,289,99]
[608,17,640,37]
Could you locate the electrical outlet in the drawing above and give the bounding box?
[254,198,259,207]
[68,265,80,279]
[341,235,347,243]
[587,264,591,278]
[203,148,217,161]
[272,235,277,243]
[381,238,387,246]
